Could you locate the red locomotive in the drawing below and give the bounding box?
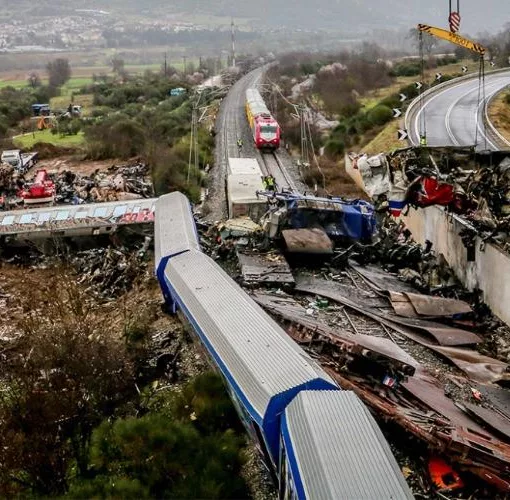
[245,88,280,149]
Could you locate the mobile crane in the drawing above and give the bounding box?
[415,20,488,146]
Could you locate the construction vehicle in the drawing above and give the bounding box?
[414,20,488,146]
[37,115,55,130]
[20,169,55,204]
[31,104,51,117]
[63,104,82,118]
[417,24,486,56]
[1,150,38,174]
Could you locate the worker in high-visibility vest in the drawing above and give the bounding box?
[420,135,427,146]
[266,175,276,192]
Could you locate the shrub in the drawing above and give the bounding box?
[367,105,393,127]
[389,61,421,77]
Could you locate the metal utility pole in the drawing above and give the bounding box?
[187,106,195,185]
[300,104,310,166]
[231,18,236,68]
[164,52,167,77]
[183,56,187,75]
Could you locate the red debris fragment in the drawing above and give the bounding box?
[428,456,464,491]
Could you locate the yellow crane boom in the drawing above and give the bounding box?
[418,24,486,55]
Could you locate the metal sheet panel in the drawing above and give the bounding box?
[228,157,262,176]
[154,192,200,273]
[164,250,336,419]
[284,391,413,500]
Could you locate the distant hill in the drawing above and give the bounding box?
[4,0,508,34]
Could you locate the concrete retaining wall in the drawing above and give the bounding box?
[401,206,510,327]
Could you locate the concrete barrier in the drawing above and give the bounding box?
[401,206,510,327]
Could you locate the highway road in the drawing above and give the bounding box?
[407,70,510,150]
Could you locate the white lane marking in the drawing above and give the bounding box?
[484,84,510,148]
[476,86,505,150]
[445,79,506,146]
[414,76,509,146]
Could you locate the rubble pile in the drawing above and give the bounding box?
[348,147,510,251]
[253,266,510,496]
[0,161,153,210]
[54,162,153,204]
[204,208,510,496]
[71,237,152,298]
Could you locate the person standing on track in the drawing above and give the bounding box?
[237,138,243,151]
[263,175,276,192]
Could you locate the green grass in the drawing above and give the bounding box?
[0,80,28,89]
[50,94,94,115]
[14,130,85,148]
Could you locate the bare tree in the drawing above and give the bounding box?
[111,56,125,74]
[47,58,71,88]
[408,28,436,56]
[27,72,42,88]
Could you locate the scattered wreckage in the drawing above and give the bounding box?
[201,195,510,495]
[0,161,153,210]
[346,146,510,251]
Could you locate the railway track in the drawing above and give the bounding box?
[261,151,297,192]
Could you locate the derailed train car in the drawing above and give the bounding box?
[155,191,413,500]
[245,88,281,149]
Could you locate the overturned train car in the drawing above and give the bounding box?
[154,192,413,500]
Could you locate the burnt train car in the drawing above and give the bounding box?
[245,88,281,149]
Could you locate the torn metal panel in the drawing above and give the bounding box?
[403,373,489,433]
[293,276,506,382]
[295,275,388,309]
[405,292,472,317]
[461,403,510,442]
[478,385,510,420]
[236,250,294,286]
[389,291,419,318]
[281,228,333,254]
[295,277,481,347]
[378,313,481,346]
[326,369,510,492]
[376,318,510,384]
[349,263,417,293]
[253,292,417,376]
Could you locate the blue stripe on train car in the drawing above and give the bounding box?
[162,264,338,465]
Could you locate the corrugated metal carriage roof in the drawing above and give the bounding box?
[154,192,199,274]
[283,391,414,500]
[164,250,336,418]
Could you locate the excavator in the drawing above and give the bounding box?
[37,115,55,130]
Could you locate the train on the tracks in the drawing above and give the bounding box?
[154,192,413,500]
[245,88,281,150]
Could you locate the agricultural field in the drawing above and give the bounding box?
[14,129,85,148]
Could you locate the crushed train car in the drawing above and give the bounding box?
[258,191,376,243]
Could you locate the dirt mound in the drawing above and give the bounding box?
[30,142,81,159]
